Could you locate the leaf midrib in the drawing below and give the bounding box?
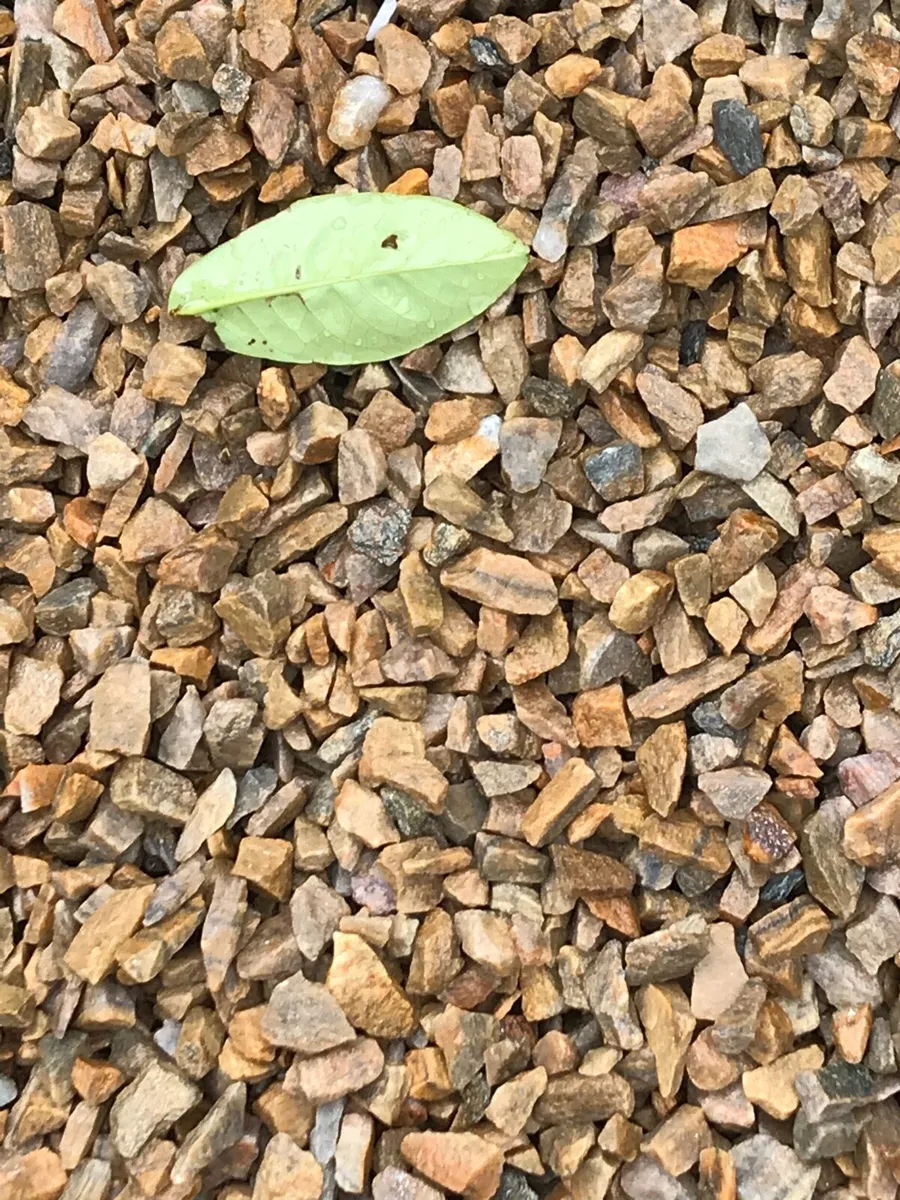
[183,246,524,314]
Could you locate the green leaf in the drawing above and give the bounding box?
[168,193,529,366]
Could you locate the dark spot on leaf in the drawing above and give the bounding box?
[382,234,398,249]
[294,266,302,280]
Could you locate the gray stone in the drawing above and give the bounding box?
[149,149,192,222]
[170,1082,246,1185]
[801,795,864,921]
[621,1155,696,1200]
[109,757,196,826]
[584,441,644,502]
[793,1107,868,1162]
[23,382,109,453]
[846,894,900,975]
[694,403,771,482]
[584,939,642,1050]
[533,146,598,263]
[845,445,900,502]
[731,1133,819,1200]
[861,611,900,668]
[806,938,883,1008]
[624,914,709,986]
[712,99,764,176]
[110,1061,201,1160]
[35,578,98,635]
[291,876,350,962]
[698,766,771,819]
[262,972,355,1054]
[642,0,702,70]
[795,1061,900,1123]
[41,302,109,392]
[348,497,411,566]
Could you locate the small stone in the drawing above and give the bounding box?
[823,335,880,412]
[442,548,557,615]
[802,796,864,920]
[625,915,710,986]
[89,659,152,755]
[16,108,80,160]
[1,201,60,293]
[349,497,411,566]
[584,939,642,1050]
[485,1067,547,1136]
[730,1134,819,1200]
[233,837,293,900]
[711,99,763,176]
[845,894,900,976]
[253,1133,323,1200]
[698,766,771,820]
[373,1168,444,1200]
[328,76,393,151]
[0,1149,67,1200]
[638,982,696,1098]
[338,428,388,505]
[695,403,771,481]
[85,262,150,324]
[175,768,236,862]
[635,370,704,450]
[522,757,599,847]
[86,432,140,491]
[286,1039,384,1105]
[375,25,430,95]
[637,721,688,817]
[843,784,900,866]
[691,922,747,1020]
[401,1132,504,1200]
[499,417,561,493]
[643,0,702,70]
[53,0,118,63]
[262,971,355,1053]
[572,684,631,748]
[742,1047,825,1120]
[66,883,154,985]
[609,570,673,635]
[326,932,416,1038]
[4,655,63,737]
[142,342,206,406]
[578,330,643,394]
[584,441,644,502]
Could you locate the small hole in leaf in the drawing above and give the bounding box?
[381,234,398,249]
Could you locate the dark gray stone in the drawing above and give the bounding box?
[35,578,99,635]
[712,99,764,176]
[40,301,110,392]
[348,497,411,566]
[795,1061,900,1122]
[584,441,644,502]
[522,375,581,418]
